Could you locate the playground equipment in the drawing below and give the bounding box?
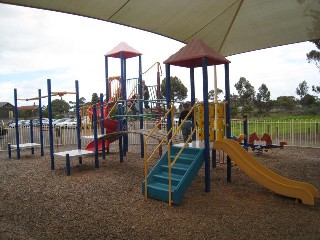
[142,39,319,206]
[8,88,45,159]
[247,132,287,155]
[231,115,288,155]
[82,42,166,163]
[45,79,98,176]
[213,139,319,205]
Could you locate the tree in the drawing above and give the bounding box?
[208,88,223,100]
[51,99,70,118]
[234,77,255,113]
[160,76,188,103]
[69,97,87,112]
[296,80,309,99]
[307,40,320,70]
[300,94,317,109]
[255,83,271,116]
[229,94,239,117]
[306,39,320,93]
[91,93,100,105]
[275,96,297,111]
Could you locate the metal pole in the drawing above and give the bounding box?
[93,105,99,168]
[165,64,172,141]
[190,67,196,141]
[138,55,144,158]
[202,57,210,192]
[30,119,34,154]
[38,89,44,156]
[224,63,232,182]
[118,103,123,163]
[120,52,128,154]
[14,88,20,159]
[100,93,106,160]
[75,80,82,164]
[47,79,54,170]
[105,56,109,101]
[243,114,248,151]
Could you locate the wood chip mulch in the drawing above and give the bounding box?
[0,144,319,240]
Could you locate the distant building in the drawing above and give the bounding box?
[0,102,14,119]
[18,105,39,118]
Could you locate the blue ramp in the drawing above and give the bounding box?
[142,146,205,204]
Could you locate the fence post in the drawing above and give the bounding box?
[291,119,294,146]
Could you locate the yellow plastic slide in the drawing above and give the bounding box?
[214,139,319,205]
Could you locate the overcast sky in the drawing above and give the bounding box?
[0,3,319,107]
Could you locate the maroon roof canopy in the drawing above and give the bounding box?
[164,39,230,68]
[105,42,142,59]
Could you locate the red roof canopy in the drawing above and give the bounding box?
[105,42,142,59]
[164,39,230,68]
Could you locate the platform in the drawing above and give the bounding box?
[10,143,41,149]
[54,149,95,176]
[173,140,213,149]
[54,149,93,157]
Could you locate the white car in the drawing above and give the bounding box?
[52,118,69,127]
[56,118,77,128]
[9,120,29,128]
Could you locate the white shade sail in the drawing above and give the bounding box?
[0,0,319,56]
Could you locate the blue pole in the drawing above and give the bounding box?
[118,103,123,163]
[138,55,144,158]
[30,119,34,155]
[47,79,54,170]
[243,115,248,151]
[38,89,44,156]
[120,52,128,155]
[8,143,11,159]
[165,64,172,141]
[93,105,99,168]
[100,93,106,159]
[202,57,210,192]
[75,80,82,164]
[224,63,232,182]
[212,149,217,168]
[66,153,70,176]
[105,56,109,101]
[14,88,20,159]
[190,67,196,141]
[123,57,128,153]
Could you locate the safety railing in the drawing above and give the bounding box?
[1,119,319,151]
[167,104,197,205]
[143,104,175,199]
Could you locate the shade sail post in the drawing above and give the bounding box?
[202,57,210,193]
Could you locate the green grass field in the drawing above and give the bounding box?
[230,117,320,137]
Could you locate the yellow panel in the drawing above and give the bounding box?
[209,129,215,141]
[216,130,224,141]
[197,120,204,128]
[216,118,224,129]
[217,105,224,117]
[198,129,204,140]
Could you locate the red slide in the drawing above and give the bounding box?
[85,119,119,152]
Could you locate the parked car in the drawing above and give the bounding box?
[8,120,29,128]
[52,118,69,127]
[55,118,77,128]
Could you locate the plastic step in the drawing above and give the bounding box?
[153,172,182,186]
[170,154,194,165]
[160,163,189,175]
